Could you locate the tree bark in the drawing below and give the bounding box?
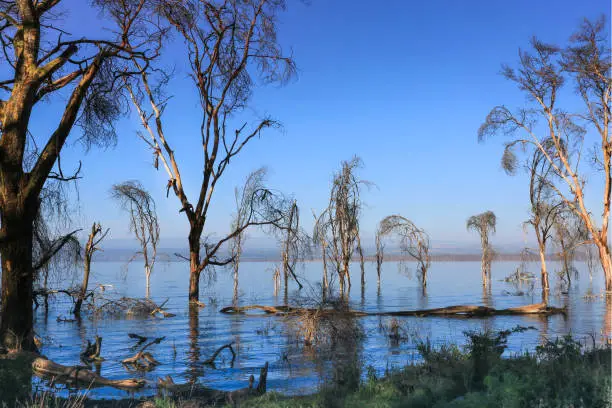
[188,231,202,302]
[0,202,37,351]
[74,250,92,316]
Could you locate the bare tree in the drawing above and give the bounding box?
[0,0,160,350]
[379,215,431,288]
[466,211,497,286]
[553,207,589,286]
[312,210,329,295]
[111,181,160,298]
[279,199,309,293]
[314,157,369,294]
[479,18,612,290]
[506,143,564,296]
[375,227,385,287]
[126,0,295,304]
[74,223,109,317]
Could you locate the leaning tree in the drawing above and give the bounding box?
[0,0,159,350]
[125,0,296,304]
[379,215,431,288]
[466,211,497,286]
[111,181,160,298]
[479,17,612,291]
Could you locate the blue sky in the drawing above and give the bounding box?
[35,0,610,252]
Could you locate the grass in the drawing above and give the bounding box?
[2,328,610,408]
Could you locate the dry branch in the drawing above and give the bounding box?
[203,342,236,367]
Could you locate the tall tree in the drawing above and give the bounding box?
[479,18,612,290]
[111,181,160,298]
[466,211,497,286]
[126,0,295,304]
[0,0,157,350]
[379,215,431,288]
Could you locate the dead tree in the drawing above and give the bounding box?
[467,211,497,286]
[74,223,109,316]
[479,17,612,291]
[314,157,369,294]
[312,210,330,294]
[111,181,160,298]
[375,228,385,287]
[553,207,589,286]
[506,144,564,297]
[126,0,296,304]
[279,199,309,294]
[0,0,160,351]
[379,215,431,288]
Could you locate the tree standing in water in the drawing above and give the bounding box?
[479,18,611,291]
[111,181,160,298]
[467,211,497,286]
[126,0,296,304]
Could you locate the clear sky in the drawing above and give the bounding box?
[34,0,611,252]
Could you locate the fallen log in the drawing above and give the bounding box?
[80,336,104,365]
[219,303,566,318]
[3,351,146,390]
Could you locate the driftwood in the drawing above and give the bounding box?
[123,335,165,371]
[220,303,566,318]
[80,336,104,365]
[157,362,269,404]
[203,343,236,367]
[3,351,145,390]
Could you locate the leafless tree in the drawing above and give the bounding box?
[375,227,385,287]
[0,0,161,350]
[314,157,369,294]
[379,215,431,288]
[111,181,160,298]
[479,17,612,291]
[312,210,330,295]
[552,207,589,286]
[466,211,497,286]
[506,143,564,296]
[126,0,296,304]
[74,222,109,317]
[279,199,310,293]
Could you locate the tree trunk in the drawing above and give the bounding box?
[0,205,37,351]
[538,242,549,296]
[596,238,612,292]
[145,265,151,298]
[74,252,92,316]
[188,233,202,302]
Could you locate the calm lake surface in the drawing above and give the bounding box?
[33,260,611,399]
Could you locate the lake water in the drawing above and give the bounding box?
[32,260,611,399]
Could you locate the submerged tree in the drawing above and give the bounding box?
[230,168,297,303]
[111,181,160,298]
[553,207,589,286]
[314,157,369,294]
[479,17,612,291]
[508,144,564,296]
[467,211,497,286]
[279,200,309,293]
[0,0,159,350]
[375,227,385,287]
[379,215,431,288]
[74,223,109,317]
[126,0,296,304]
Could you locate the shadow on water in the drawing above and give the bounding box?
[26,260,610,399]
